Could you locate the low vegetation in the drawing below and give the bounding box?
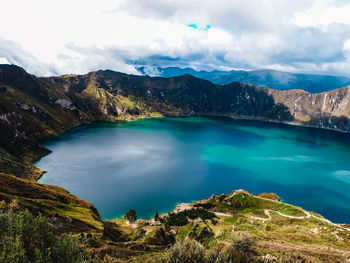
[158,238,229,263]
[1,171,350,262]
[0,173,103,232]
[210,191,306,217]
[0,203,100,263]
[162,208,215,227]
[158,236,261,263]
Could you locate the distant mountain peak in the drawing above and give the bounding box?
[137,66,350,93]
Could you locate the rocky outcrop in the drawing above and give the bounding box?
[267,87,350,131]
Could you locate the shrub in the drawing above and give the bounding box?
[164,209,215,227]
[232,235,257,256]
[166,213,188,226]
[196,227,214,243]
[279,253,309,263]
[0,206,98,263]
[184,209,215,220]
[226,235,258,263]
[158,239,206,263]
[125,209,137,222]
[158,239,242,263]
[145,227,175,246]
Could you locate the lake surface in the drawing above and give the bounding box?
[36,117,350,223]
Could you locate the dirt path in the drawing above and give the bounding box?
[214,212,233,217]
[249,195,350,232]
[248,208,350,232]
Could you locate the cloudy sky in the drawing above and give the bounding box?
[0,0,350,76]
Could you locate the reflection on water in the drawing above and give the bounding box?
[36,117,350,223]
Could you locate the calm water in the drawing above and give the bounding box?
[36,117,350,223]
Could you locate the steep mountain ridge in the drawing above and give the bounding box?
[139,66,350,93]
[48,68,350,132]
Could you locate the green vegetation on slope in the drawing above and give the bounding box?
[0,171,349,262]
[210,190,306,217]
[0,204,100,263]
[106,190,350,262]
[0,173,103,232]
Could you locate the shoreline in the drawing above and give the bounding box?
[32,115,350,224]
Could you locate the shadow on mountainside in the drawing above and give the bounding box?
[77,71,295,122]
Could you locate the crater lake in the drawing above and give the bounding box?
[35,117,350,223]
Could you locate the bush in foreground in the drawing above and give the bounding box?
[0,202,99,263]
[158,238,228,263]
[158,235,262,263]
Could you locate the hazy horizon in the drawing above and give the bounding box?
[1,0,350,77]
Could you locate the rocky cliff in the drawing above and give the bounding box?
[45,68,350,131]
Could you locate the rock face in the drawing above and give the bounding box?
[46,71,350,132]
[1,64,350,178]
[267,88,350,131]
[52,68,350,132]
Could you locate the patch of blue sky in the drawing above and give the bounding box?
[188,24,211,31]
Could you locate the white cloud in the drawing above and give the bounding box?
[292,0,350,27]
[0,57,10,64]
[0,0,349,76]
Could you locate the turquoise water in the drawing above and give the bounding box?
[36,117,350,223]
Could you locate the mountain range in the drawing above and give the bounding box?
[137,66,350,93]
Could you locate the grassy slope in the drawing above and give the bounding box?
[1,176,348,262]
[0,148,43,180]
[106,190,350,262]
[0,173,103,232]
